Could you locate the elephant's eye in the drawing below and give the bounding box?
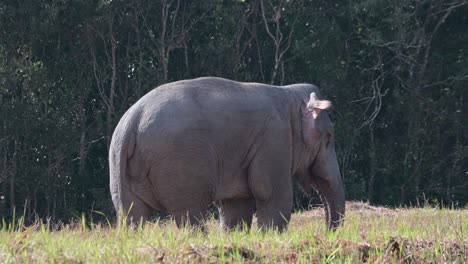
[326,132,333,148]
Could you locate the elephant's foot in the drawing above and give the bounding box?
[218,198,255,231]
[173,209,207,230]
[255,200,292,232]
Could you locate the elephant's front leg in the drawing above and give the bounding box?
[248,135,293,232]
[173,208,207,229]
[217,198,255,230]
[254,183,293,232]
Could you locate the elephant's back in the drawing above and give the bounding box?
[139,77,279,109]
[134,77,286,135]
[129,76,288,169]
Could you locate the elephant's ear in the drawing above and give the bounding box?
[302,93,332,145]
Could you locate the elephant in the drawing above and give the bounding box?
[109,77,345,231]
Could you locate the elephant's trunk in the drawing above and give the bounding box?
[312,148,345,230]
[317,177,345,230]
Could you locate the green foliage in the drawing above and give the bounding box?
[0,0,467,222]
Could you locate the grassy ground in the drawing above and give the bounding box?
[0,202,466,263]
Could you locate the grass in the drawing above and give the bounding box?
[0,201,467,263]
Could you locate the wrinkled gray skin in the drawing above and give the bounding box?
[109,77,345,231]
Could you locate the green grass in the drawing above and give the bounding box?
[1,202,467,263]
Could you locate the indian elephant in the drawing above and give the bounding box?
[109,77,345,231]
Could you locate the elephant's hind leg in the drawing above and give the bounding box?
[119,185,153,227]
[218,198,255,230]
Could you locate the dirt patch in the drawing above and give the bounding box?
[286,236,467,263]
[345,201,397,216]
[292,201,398,222]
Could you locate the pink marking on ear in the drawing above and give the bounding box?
[312,109,322,119]
[307,92,331,119]
[303,109,321,145]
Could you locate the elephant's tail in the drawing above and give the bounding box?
[109,109,139,217]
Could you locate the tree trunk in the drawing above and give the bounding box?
[1,146,6,216]
[10,136,18,211]
[78,95,87,180]
[160,0,169,83]
[367,124,376,203]
[107,14,117,149]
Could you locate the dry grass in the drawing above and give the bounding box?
[1,201,467,263]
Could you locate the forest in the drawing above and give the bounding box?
[0,0,467,222]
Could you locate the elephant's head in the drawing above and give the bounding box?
[295,92,345,230]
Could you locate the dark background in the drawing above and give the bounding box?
[1,0,467,222]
